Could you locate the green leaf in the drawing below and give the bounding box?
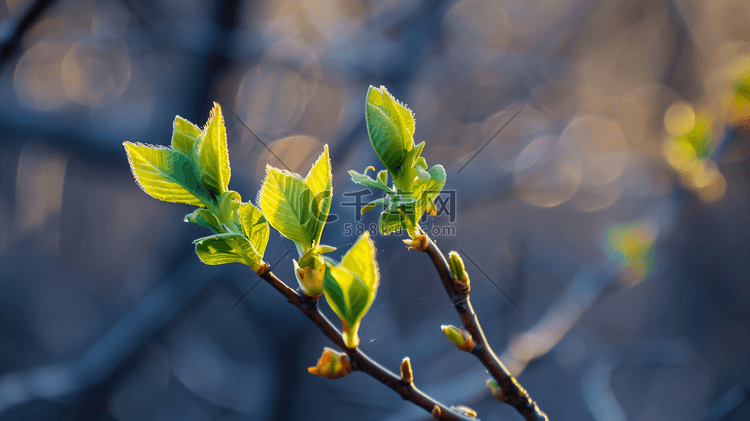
[184,208,224,234]
[238,202,269,257]
[123,142,208,206]
[377,170,388,185]
[339,232,379,290]
[258,166,316,250]
[194,233,263,270]
[196,103,231,195]
[379,207,406,235]
[218,190,243,233]
[405,141,425,172]
[324,265,373,348]
[348,169,393,194]
[415,164,446,219]
[366,86,410,175]
[362,198,388,214]
[322,233,380,348]
[415,167,430,182]
[304,145,332,246]
[171,115,201,156]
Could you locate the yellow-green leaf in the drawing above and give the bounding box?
[184,208,224,234]
[217,190,243,233]
[123,142,208,206]
[194,233,263,270]
[258,166,316,250]
[340,232,379,290]
[171,115,201,156]
[304,145,332,245]
[366,86,410,175]
[322,233,380,348]
[197,102,231,194]
[238,202,269,257]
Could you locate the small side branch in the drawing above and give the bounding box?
[421,238,549,421]
[255,265,477,421]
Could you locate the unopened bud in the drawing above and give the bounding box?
[400,357,413,384]
[450,405,478,418]
[402,234,428,251]
[294,254,325,296]
[448,251,470,289]
[487,379,501,397]
[441,324,474,352]
[431,405,441,418]
[307,347,352,379]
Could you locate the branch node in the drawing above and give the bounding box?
[254,262,271,277]
[431,405,442,418]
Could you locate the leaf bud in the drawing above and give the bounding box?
[441,324,474,352]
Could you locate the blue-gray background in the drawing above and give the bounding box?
[1,0,749,420]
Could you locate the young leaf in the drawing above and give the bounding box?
[184,208,224,234]
[196,103,231,195]
[340,232,379,291]
[377,170,388,185]
[258,166,316,250]
[415,164,446,220]
[379,208,405,235]
[362,198,388,214]
[366,86,409,175]
[349,169,393,193]
[218,190,243,233]
[304,145,332,246]
[123,142,208,206]
[171,115,201,156]
[238,202,269,257]
[323,233,380,348]
[194,233,263,270]
[324,266,372,348]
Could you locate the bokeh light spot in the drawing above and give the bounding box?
[664,101,696,137]
[236,64,310,136]
[514,135,583,207]
[61,33,131,106]
[13,40,72,111]
[605,220,657,284]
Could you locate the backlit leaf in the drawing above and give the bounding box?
[366,86,409,175]
[304,145,332,246]
[124,142,208,206]
[184,208,223,234]
[194,233,263,270]
[197,103,231,194]
[340,232,379,290]
[348,169,392,193]
[171,115,201,156]
[258,166,316,250]
[238,202,269,257]
[323,233,380,348]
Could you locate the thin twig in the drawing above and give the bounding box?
[421,236,548,421]
[254,265,477,421]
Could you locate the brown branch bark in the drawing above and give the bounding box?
[421,236,549,421]
[255,264,477,421]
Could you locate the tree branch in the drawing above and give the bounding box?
[420,236,549,421]
[254,264,478,421]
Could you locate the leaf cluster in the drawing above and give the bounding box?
[349,86,446,237]
[124,103,379,349]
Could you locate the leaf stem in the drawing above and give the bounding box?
[420,237,549,421]
[255,264,477,421]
